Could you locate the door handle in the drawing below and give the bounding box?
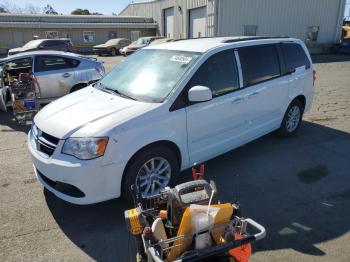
[231,97,244,104]
[247,92,259,99]
[62,73,71,78]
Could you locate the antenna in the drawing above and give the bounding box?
[234,171,240,206]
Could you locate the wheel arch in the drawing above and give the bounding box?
[293,94,306,110]
[121,140,182,185]
[69,82,88,93]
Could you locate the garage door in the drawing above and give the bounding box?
[189,6,206,38]
[164,7,174,38]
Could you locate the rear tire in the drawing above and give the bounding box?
[110,48,117,56]
[277,99,304,137]
[122,146,179,203]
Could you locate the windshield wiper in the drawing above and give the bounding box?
[96,82,138,101]
[95,82,114,95]
[110,89,138,101]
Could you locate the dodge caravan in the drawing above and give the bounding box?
[28,37,314,204]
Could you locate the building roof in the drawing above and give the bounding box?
[0,13,157,29]
[119,0,160,15]
[145,36,297,53]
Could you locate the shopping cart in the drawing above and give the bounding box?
[125,176,266,262]
[11,73,40,124]
[144,216,266,262]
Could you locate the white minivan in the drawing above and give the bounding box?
[28,37,314,204]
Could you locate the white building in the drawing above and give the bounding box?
[0,14,157,54]
[120,0,346,53]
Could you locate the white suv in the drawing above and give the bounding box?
[28,37,314,204]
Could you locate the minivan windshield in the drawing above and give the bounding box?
[98,49,201,102]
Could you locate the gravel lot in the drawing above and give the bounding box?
[1,54,350,262]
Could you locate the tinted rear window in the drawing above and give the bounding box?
[43,40,67,47]
[280,43,310,73]
[35,56,80,72]
[238,44,281,86]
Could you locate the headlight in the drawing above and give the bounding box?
[31,123,39,137]
[62,137,109,160]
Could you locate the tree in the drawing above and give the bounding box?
[0,6,8,13]
[43,4,58,15]
[71,8,90,15]
[71,8,102,15]
[0,1,41,14]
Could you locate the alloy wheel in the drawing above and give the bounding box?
[286,105,301,133]
[136,157,171,197]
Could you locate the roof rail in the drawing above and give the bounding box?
[221,36,290,43]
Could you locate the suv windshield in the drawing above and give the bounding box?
[23,40,42,49]
[99,49,201,102]
[106,39,119,45]
[136,38,151,45]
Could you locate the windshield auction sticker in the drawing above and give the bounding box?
[171,55,192,64]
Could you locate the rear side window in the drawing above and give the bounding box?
[44,40,67,47]
[188,49,239,97]
[238,44,281,86]
[42,41,55,47]
[35,56,80,72]
[280,43,311,73]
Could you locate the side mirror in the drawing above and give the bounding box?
[188,85,212,103]
[38,45,44,49]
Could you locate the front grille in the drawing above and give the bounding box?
[32,125,59,157]
[37,169,85,198]
[42,132,59,145]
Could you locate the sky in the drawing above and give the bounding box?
[346,0,350,18]
[3,0,140,15]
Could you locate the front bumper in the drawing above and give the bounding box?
[28,130,126,205]
[119,49,135,56]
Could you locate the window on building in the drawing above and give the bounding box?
[306,26,319,42]
[35,56,80,72]
[83,31,95,43]
[188,50,239,97]
[243,25,257,36]
[109,31,117,39]
[238,44,281,86]
[45,31,59,39]
[280,43,311,73]
[131,31,141,41]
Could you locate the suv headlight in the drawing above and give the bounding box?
[62,137,109,160]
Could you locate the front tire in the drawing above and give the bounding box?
[122,146,179,202]
[278,99,304,137]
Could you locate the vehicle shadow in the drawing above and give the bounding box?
[45,121,350,261]
[0,109,31,133]
[312,54,350,63]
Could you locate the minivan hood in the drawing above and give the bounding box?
[34,86,155,139]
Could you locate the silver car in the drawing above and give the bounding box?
[0,51,105,111]
[93,38,131,56]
